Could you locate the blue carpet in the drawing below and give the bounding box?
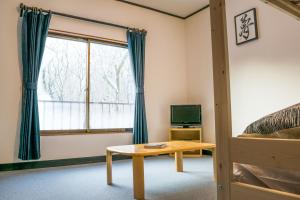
[0,156,216,200]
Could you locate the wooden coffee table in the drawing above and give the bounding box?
[106,141,216,200]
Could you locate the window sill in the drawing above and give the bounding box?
[40,129,133,136]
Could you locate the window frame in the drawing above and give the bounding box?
[40,29,133,136]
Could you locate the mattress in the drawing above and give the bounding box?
[233,163,300,194]
[233,128,300,195]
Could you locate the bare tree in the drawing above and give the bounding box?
[102,54,128,102]
[90,43,134,104]
[41,38,86,101]
[41,38,134,104]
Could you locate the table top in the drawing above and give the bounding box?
[107,141,216,156]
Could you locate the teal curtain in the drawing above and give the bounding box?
[18,9,51,160]
[127,30,148,144]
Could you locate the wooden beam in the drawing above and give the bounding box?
[262,0,300,20]
[209,0,232,199]
[231,182,300,200]
[231,137,300,171]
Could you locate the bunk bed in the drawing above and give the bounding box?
[232,103,300,195]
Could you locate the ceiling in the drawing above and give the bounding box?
[118,0,210,18]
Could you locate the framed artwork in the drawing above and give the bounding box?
[234,8,258,45]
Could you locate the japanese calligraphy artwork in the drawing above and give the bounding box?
[235,8,258,45]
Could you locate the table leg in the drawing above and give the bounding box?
[175,151,183,172]
[132,156,145,200]
[212,148,217,181]
[106,150,112,185]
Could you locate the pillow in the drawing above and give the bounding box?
[243,103,300,135]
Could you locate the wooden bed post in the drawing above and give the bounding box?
[209,0,232,200]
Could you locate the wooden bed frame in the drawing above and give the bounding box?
[209,0,300,200]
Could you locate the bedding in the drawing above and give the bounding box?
[234,128,300,194]
[234,104,300,194]
[244,103,300,134]
[233,163,300,194]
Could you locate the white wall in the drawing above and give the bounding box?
[0,0,188,163]
[226,0,300,136]
[185,9,215,143]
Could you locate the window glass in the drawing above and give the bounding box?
[38,37,87,130]
[38,36,135,131]
[90,42,135,129]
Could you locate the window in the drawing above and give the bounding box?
[38,35,135,132]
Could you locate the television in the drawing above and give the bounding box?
[170,105,201,127]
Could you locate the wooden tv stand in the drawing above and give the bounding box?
[169,127,202,157]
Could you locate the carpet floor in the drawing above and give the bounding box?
[0,156,217,200]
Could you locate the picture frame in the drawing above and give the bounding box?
[234,8,258,45]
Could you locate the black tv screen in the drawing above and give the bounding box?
[171,105,201,127]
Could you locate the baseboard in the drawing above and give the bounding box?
[202,150,213,156]
[0,152,212,172]
[0,155,130,172]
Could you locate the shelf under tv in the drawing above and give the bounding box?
[169,127,202,157]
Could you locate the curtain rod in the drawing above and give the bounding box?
[19,3,147,33]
